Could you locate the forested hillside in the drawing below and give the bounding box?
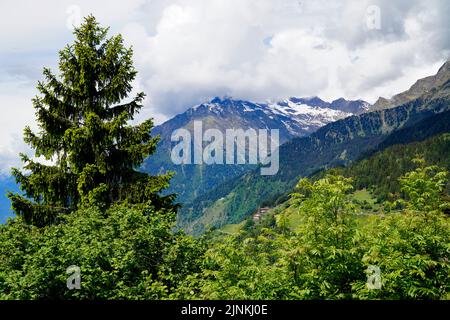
[192,132,450,300]
[180,161,449,300]
[143,96,367,205]
[335,133,450,203]
[181,75,450,234]
[0,177,17,224]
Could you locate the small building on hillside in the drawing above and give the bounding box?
[253,207,270,223]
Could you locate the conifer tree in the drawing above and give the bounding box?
[8,16,175,226]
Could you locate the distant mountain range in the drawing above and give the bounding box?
[0,176,17,223]
[1,60,448,230]
[372,60,450,110]
[0,96,368,223]
[143,96,370,204]
[179,60,450,234]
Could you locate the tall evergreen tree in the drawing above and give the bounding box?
[8,16,175,226]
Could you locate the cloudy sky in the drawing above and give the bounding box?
[0,0,449,173]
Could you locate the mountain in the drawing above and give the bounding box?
[143,96,369,204]
[372,60,450,110]
[230,131,450,235]
[361,108,450,158]
[181,61,450,234]
[337,132,450,203]
[0,176,18,224]
[330,98,371,114]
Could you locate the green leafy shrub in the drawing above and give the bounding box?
[0,205,204,300]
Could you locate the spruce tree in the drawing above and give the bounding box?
[8,16,175,226]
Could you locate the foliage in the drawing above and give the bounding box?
[174,231,292,300]
[398,160,449,213]
[0,205,205,300]
[353,164,450,299]
[8,16,175,227]
[286,175,365,299]
[177,167,449,300]
[336,133,450,203]
[353,211,449,299]
[0,163,448,300]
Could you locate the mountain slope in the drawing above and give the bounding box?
[361,108,450,158]
[0,176,18,223]
[338,132,450,203]
[181,65,450,234]
[372,60,450,110]
[228,131,450,236]
[143,96,368,204]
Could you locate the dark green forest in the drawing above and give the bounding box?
[0,17,449,300]
[324,132,450,203]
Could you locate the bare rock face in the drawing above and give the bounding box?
[372,60,450,111]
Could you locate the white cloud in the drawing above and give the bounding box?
[0,0,449,172]
[122,0,449,119]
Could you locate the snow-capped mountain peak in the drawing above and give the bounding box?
[178,96,369,141]
[146,95,371,204]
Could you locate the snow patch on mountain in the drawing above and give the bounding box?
[267,99,351,127]
[157,96,370,148]
[185,96,361,136]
